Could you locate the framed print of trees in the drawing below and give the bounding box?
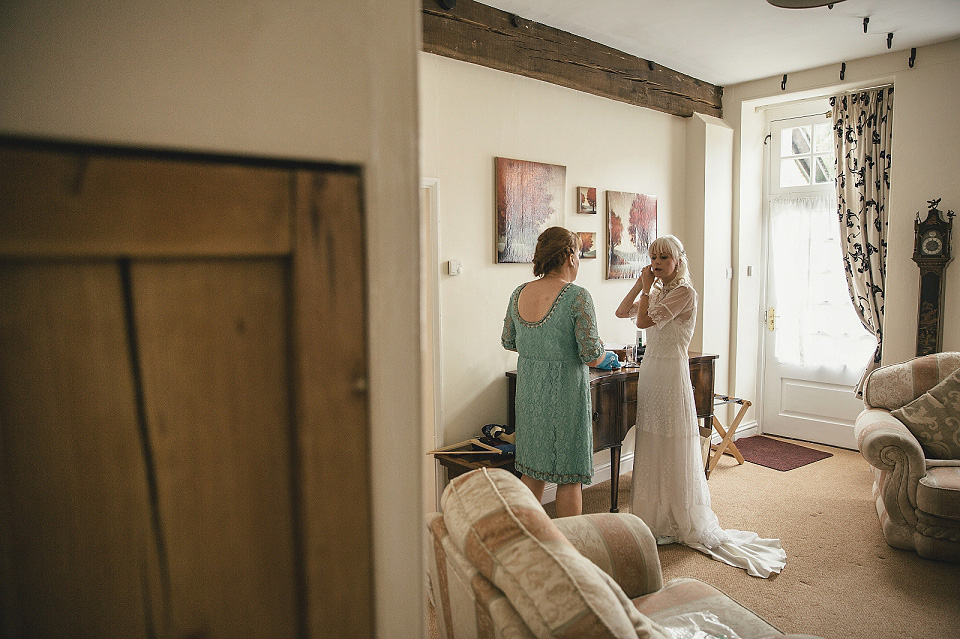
[578,232,597,259]
[495,157,566,263]
[606,191,656,279]
[577,187,597,214]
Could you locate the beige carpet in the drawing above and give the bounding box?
[428,438,960,638]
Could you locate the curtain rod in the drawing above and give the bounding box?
[825,84,894,118]
[836,82,893,95]
[754,82,894,114]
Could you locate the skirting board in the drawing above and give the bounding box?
[540,420,759,504]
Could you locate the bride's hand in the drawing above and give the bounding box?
[640,265,655,289]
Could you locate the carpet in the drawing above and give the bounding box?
[733,435,833,471]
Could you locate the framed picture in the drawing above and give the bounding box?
[606,191,657,279]
[577,187,597,214]
[495,157,566,263]
[578,232,597,259]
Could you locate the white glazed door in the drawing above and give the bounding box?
[760,112,875,449]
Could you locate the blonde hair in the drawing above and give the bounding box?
[649,235,692,292]
[533,227,581,277]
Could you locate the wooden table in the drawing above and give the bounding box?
[506,352,717,512]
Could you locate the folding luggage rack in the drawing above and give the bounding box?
[706,394,751,478]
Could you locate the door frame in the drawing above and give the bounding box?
[420,178,445,512]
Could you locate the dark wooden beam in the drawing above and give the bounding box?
[422,0,722,119]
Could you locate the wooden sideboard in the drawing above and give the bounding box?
[506,352,718,512]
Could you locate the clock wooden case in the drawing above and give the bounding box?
[912,199,954,356]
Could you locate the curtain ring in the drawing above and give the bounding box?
[840,63,846,81]
[781,74,787,91]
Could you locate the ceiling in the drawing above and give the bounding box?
[478,0,960,86]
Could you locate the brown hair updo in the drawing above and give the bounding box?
[532,227,581,277]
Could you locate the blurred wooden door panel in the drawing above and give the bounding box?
[0,145,291,258]
[0,139,371,639]
[291,171,371,638]
[131,260,297,638]
[0,262,160,639]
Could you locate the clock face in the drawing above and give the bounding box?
[921,230,943,256]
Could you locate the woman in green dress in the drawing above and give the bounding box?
[501,227,608,517]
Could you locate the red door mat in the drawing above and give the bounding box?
[733,435,833,472]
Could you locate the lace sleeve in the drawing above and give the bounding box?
[647,285,696,327]
[571,287,604,363]
[501,286,519,351]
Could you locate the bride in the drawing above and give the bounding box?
[615,235,786,578]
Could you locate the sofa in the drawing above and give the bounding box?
[426,467,819,639]
[855,351,960,563]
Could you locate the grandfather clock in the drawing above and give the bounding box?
[912,198,955,356]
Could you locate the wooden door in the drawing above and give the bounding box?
[0,139,371,639]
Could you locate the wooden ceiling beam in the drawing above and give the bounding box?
[422,0,723,119]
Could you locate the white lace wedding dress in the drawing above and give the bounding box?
[630,284,786,578]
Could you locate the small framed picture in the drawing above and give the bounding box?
[577,187,597,214]
[578,232,597,259]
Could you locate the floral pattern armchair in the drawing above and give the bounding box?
[425,467,820,638]
[855,352,960,563]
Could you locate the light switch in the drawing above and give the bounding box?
[447,259,463,276]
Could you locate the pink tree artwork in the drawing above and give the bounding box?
[496,158,566,263]
[606,191,657,279]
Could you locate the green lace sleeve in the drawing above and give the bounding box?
[572,287,604,363]
[501,286,520,351]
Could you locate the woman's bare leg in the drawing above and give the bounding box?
[555,483,583,518]
[520,475,545,502]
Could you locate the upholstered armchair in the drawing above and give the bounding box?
[425,467,819,639]
[855,352,960,563]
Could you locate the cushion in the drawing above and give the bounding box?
[892,368,960,459]
[633,577,782,639]
[864,352,960,410]
[440,468,669,639]
[917,466,960,520]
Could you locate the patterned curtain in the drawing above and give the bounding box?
[830,86,894,395]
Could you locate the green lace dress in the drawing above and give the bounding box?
[501,282,604,485]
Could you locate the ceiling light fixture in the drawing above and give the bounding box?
[767,0,846,8]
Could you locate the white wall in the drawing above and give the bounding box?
[723,39,960,419]
[0,2,423,636]
[686,113,735,403]
[420,52,699,473]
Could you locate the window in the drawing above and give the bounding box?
[770,115,836,195]
[765,110,873,369]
